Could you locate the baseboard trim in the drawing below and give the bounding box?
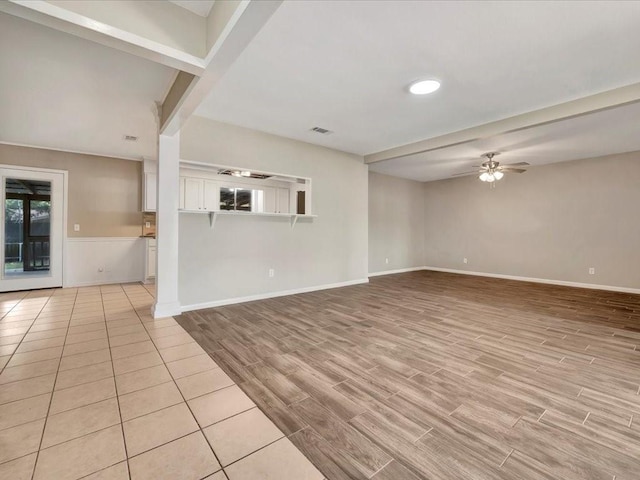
[423,266,640,295]
[368,266,425,277]
[66,277,143,288]
[153,301,182,319]
[180,278,370,312]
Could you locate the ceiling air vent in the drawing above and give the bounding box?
[310,126,333,135]
[123,135,138,141]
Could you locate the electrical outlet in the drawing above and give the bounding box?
[589,267,595,275]
[385,258,389,264]
[463,257,468,264]
[74,224,80,232]
[145,222,151,228]
[268,268,275,278]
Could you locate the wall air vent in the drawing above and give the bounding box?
[123,135,139,141]
[310,127,333,135]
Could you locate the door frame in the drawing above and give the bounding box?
[0,164,68,290]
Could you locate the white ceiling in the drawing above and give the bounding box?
[169,1,215,18]
[169,0,215,17]
[195,0,640,177]
[0,12,175,160]
[2,1,640,180]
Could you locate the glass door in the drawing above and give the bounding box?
[1,167,64,292]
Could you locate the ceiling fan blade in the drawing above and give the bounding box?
[503,162,530,167]
[451,171,480,177]
[499,167,527,173]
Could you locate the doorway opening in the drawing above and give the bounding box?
[0,165,65,292]
[4,178,51,277]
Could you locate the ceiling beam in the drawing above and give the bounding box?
[1,0,282,151]
[365,82,640,164]
[160,71,198,129]
[1,0,206,75]
[160,1,283,136]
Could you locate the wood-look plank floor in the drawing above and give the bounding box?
[176,271,640,480]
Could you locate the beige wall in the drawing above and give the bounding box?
[423,152,640,289]
[178,116,369,307]
[368,171,425,274]
[0,144,142,237]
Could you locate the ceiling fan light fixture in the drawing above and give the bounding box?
[453,153,528,182]
[408,79,441,95]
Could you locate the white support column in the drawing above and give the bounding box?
[152,132,181,318]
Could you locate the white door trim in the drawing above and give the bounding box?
[0,164,68,290]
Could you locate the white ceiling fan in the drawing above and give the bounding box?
[452,152,529,183]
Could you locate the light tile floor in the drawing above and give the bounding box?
[0,284,324,480]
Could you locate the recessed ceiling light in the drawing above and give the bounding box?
[408,79,441,95]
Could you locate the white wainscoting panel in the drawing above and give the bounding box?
[66,237,145,287]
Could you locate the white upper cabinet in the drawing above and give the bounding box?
[183,177,203,210]
[180,177,220,211]
[180,177,220,212]
[264,187,276,213]
[203,180,219,211]
[143,173,157,212]
[276,187,290,214]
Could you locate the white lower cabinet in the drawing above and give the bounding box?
[145,238,156,283]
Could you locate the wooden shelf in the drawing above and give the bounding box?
[178,210,317,229]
